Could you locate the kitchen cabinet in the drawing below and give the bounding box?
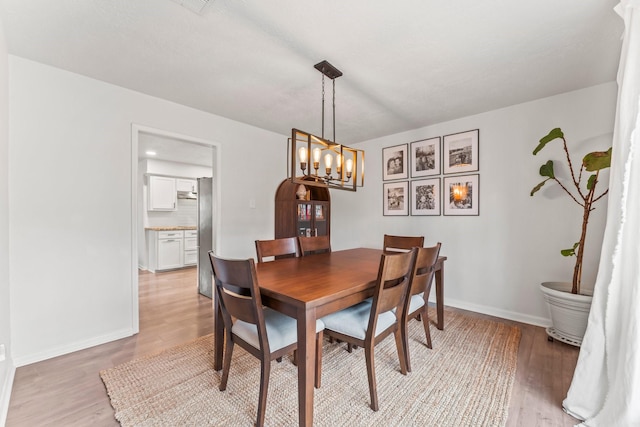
[275,178,330,239]
[147,230,184,272]
[183,230,198,266]
[176,178,197,193]
[148,175,177,211]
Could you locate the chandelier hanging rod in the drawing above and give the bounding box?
[314,60,342,143]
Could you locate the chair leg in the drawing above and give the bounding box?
[292,349,297,366]
[219,336,234,391]
[315,331,323,388]
[421,307,432,349]
[401,317,411,373]
[347,343,353,353]
[364,342,379,411]
[256,357,271,427]
[394,329,408,375]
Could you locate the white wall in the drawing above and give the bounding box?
[5,52,617,368]
[331,82,617,325]
[0,16,14,426]
[8,56,285,365]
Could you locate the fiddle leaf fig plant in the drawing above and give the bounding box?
[530,128,611,295]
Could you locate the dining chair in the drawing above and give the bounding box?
[208,252,324,427]
[298,235,332,256]
[321,248,416,411]
[255,236,301,262]
[383,234,424,253]
[401,243,441,372]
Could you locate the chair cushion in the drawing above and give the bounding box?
[408,293,425,314]
[321,300,397,340]
[232,308,324,352]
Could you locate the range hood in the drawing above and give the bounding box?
[177,191,198,200]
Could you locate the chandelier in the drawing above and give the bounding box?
[289,60,364,192]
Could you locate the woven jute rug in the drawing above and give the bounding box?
[100,310,520,426]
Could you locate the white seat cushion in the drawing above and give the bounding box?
[408,292,425,314]
[321,300,397,340]
[233,307,325,352]
[390,292,424,315]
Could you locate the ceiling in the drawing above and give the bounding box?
[0,0,624,147]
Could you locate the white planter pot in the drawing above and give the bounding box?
[539,281,593,347]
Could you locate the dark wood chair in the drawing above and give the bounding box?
[255,237,300,262]
[383,234,424,253]
[401,243,441,372]
[321,249,416,411]
[298,235,331,256]
[208,252,324,427]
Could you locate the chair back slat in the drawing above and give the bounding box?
[383,234,424,253]
[408,243,441,297]
[255,237,300,262]
[298,235,331,256]
[370,250,416,324]
[209,253,264,327]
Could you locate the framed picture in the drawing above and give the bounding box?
[411,178,440,216]
[443,174,479,216]
[410,137,440,177]
[382,144,408,180]
[383,181,409,216]
[443,129,479,174]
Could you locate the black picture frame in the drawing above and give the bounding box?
[411,178,441,216]
[383,181,409,216]
[410,137,441,177]
[443,174,479,216]
[382,144,408,180]
[443,129,479,174]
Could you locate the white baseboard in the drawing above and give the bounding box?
[1,359,16,427]
[13,327,135,367]
[429,296,552,328]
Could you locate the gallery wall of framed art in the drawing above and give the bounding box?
[382,129,480,216]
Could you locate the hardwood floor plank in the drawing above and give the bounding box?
[7,267,581,426]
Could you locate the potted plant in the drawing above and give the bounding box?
[531,128,611,346]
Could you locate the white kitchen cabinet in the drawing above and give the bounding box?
[183,230,198,266]
[148,230,184,272]
[176,178,197,193]
[148,175,177,211]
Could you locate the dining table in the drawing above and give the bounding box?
[212,247,447,427]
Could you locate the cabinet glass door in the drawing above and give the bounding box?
[314,204,327,236]
[297,203,312,236]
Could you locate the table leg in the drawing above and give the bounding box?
[297,307,316,427]
[213,292,224,371]
[435,263,444,330]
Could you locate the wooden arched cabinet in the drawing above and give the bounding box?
[275,178,330,239]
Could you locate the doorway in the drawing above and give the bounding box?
[131,124,220,333]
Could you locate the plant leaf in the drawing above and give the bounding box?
[587,174,597,190]
[530,179,549,196]
[583,147,612,171]
[533,128,564,155]
[539,160,555,178]
[561,242,580,257]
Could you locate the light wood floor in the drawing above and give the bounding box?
[6,268,581,426]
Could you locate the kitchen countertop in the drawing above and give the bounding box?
[145,226,197,231]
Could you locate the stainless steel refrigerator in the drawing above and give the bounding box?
[197,177,213,298]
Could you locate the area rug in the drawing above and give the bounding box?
[100,310,520,426]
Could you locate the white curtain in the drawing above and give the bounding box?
[563,1,640,425]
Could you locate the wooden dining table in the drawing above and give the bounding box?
[212,247,447,427]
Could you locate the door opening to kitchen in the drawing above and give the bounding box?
[132,124,219,333]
